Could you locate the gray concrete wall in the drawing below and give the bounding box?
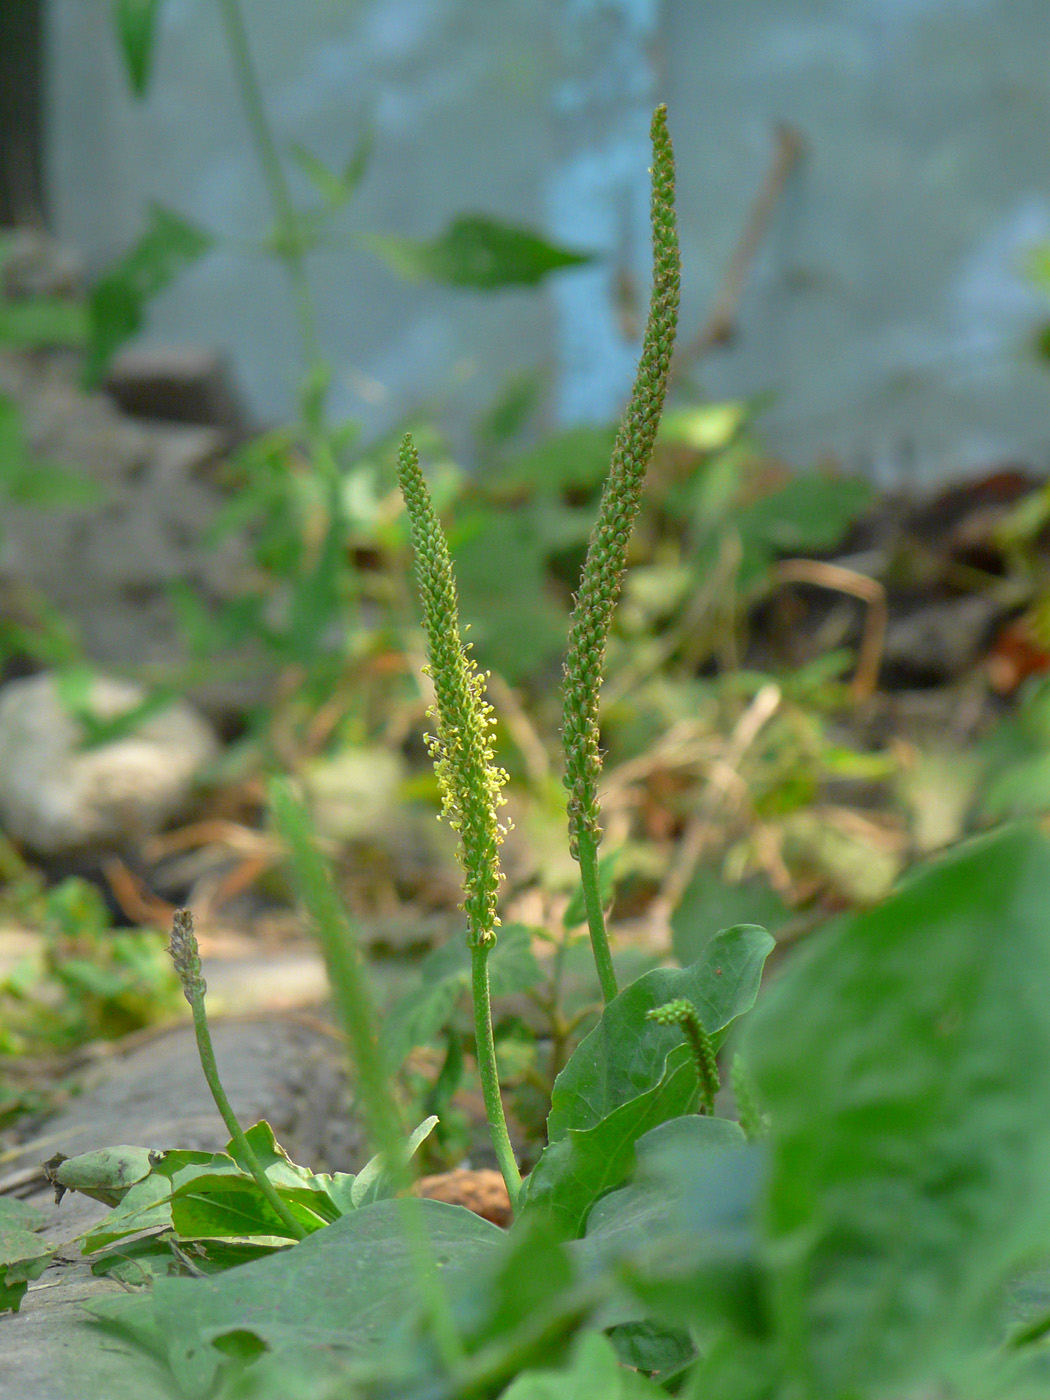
[46,0,1050,485]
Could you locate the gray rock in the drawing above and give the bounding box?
[103,343,248,443]
[0,672,219,855]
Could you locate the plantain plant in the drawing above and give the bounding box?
[389,103,679,1207]
[16,103,1050,1400]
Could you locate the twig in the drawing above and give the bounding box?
[652,683,783,925]
[675,123,804,370]
[486,672,551,790]
[772,558,887,701]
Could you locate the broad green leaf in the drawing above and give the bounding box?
[449,1212,577,1361]
[547,924,775,1142]
[978,681,1050,821]
[0,1199,45,1233]
[743,824,1050,1397]
[300,1170,357,1218]
[90,1234,278,1285]
[501,1331,665,1399]
[86,1199,503,1395]
[500,424,618,495]
[81,1171,179,1252]
[606,1320,696,1381]
[0,1198,54,1314]
[981,752,1050,821]
[113,0,166,97]
[524,929,773,1238]
[349,1114,438,1207]
[84,203,213,385]
[735,474,872,557]
[223,1120,321,1191]
[79,1148,229,1252]
[671,871,789,965]
[169,1177,327,1240]
[524,1053,700,1238]
[582,1115,748,1262]
[581,1116,765,1344]
[361,216,592,289]
[683,1334,781,1400]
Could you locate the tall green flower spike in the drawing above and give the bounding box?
[562,105,680,1002]
[397,433,522,1208]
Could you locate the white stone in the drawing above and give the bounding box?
[0,672,219,855]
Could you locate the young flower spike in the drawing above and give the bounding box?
[562,105,680,1000]
[647,997,721,1114]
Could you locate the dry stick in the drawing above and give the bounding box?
[772,559,887,702]
[674,123,804,372]
[651,682,783,930]
[486,671,552,791]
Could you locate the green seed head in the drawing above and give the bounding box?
[562,105,680,857]
[169,907,205,1004]
[398,435,509,947]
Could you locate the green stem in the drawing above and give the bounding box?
[215,0,323,377]
[471,944,524,1211]
[576,828,617,1003]
[186,991,307,1241]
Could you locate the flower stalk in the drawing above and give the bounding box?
[168,908,307,1240]
[397,434,522,1210]
[562,105,680,1003]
